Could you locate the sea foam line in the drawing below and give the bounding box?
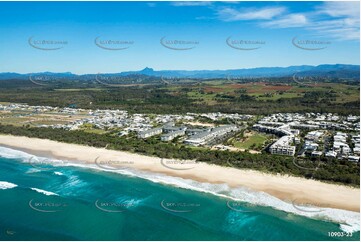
[1,145,360,232]
[0,146,65,167]
[30,188,59,196]
[0,181,18,190]
[61,160,361,233]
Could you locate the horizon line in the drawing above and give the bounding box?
[1,63,360,75]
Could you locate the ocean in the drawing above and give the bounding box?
[0,146,359,241]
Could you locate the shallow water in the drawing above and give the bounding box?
[0,146,359,241]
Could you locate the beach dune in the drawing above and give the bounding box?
[0,134,359,212]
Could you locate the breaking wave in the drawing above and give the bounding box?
[1,145,359,232]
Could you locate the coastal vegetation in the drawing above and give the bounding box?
[0,124,359,187]
[0,79,359,115]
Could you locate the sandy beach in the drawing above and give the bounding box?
[0,134,359,212]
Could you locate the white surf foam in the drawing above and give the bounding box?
[115,195,146,209]
[0,146,34,160]
[26,168,42,174]
[61,161,360,232]
[0,146,67,168]
[54,171,63,176]
[97,166,360,233]
[1,145,360,232]
[0,181,18,190]
[30,188,58,196]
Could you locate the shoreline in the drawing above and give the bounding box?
[0,134,359,212]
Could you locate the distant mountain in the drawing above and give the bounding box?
[0,64,359,80]
[0,72,27,79]
[0,72,77,80]
[128,64,359,79]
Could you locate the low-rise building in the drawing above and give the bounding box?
[185,128,209,136]
[184,131,212,146]
[304,141,319,152]
[290,123,319,130]
[311,151,323,157]
[334,132,347,143]
[325,150,337,158]
[184,125,238,146]
[305,130,325,142]
[294,137,301,145]
[348,156,360,162]
[333,141,350,155]
[269,136,296,156]
[163,126,186,133]
[137,127,163,138]
[161,129,186,141]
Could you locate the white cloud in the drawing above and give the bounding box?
[262,13,308,28]
[317,1,360,18]
[318,28,360,41]
[217,6,286,21]
[308,2,360,41]
[214,2,359,41]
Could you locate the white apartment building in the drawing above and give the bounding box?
[184,125,238,146]
[161,129,186,141]
[137,127,163,138]
[269,136,296,156]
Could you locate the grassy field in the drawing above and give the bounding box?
[0,79,359,115]
[233,132,270,150]
[187,91,218,105]
[166,81,359,103]
[249,92,301,101]
[0,111,88,127]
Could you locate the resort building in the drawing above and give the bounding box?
[304,141,319,152]
[305,130,325,142]
[269,136,296,156]
[325,151,337,158]
[311,151,323,157]
[137,127,163,138]
[161,129,186,141]
[348,156,360,162]
[185,128,209,136]
[253,124,292,136]
[163,125,186,133]
[184,125,238,146]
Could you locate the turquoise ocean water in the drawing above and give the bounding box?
[0,146,359,241]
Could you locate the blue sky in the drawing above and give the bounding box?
[0,1,359,74]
